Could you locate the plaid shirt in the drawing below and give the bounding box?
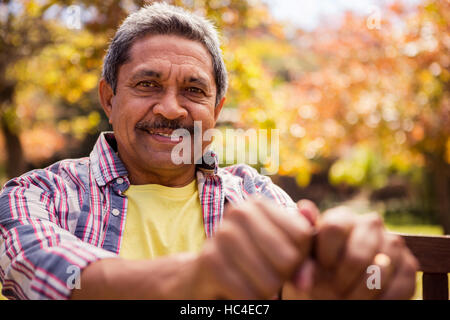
[0,132,297,300]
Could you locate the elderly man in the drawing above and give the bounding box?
[0,3,417,300]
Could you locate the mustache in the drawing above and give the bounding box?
[135,118,195,134]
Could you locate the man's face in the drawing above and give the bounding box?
[102,34,223,174]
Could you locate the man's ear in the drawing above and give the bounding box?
[213,97,226,123]
[98,78,115,124]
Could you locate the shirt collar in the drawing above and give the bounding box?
[89,132,129,187]
[89,132,219,187]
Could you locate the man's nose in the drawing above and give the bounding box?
[152,89,188,120]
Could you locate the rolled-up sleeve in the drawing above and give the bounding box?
[0,176,116,300]
[235,164,298,212]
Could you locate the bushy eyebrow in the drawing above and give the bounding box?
[185,76,211,91]
[129,69,161,82]
[129,69,212,92]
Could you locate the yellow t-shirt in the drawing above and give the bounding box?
[119,179,205,260]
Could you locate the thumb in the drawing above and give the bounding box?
[292,258,316,293]
[297,199,320,226]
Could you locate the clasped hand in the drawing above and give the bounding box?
[195,197,418,300]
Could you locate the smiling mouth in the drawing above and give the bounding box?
[146,130,173,138]
[139,128,184,142]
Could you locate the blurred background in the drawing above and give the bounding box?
[1,0,449,235]
[0,0,449,300]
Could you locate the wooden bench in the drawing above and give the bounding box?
[393,233,450,300]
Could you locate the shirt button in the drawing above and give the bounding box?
[116,178,124,185]
[112,209,120,216]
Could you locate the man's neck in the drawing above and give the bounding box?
[127,165,196,187]
[118,152,196,187]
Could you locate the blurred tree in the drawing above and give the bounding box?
[252,0,450,232]
[0,0,267,179]
[0,0,153,178]
[1,0,449,232]
[0,0,55,177]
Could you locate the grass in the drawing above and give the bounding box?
[385,224,444,236]
[384,223,449,300]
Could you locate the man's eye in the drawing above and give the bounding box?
[136,81,158,88]
[186,87,204,94]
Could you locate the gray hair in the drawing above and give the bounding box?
[102,2,228,107]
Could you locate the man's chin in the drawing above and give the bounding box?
[139,154,193,170]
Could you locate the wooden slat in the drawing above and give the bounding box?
[423,273,449,300]
[391,233,450,273]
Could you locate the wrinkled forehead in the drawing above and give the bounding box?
[123,34,215,84]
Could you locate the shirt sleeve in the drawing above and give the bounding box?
[0,175,117,300]
[230,164,298,213]
[252,171,299,214]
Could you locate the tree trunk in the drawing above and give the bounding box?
[0,115,27,179]
[0,79,27,180]
[433,159,450,235]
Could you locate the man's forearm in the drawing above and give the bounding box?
[70,253,201,299]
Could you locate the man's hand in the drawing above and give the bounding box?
[297,199,320,226]
[72,197,313,300]
[194,196,314,299]
[284,205,419,300]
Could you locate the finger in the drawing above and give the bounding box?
[308,265,341,299]
[200,241,260,300]
[281,282,310,300]
[291,259,343,300]
[217,264,260,299]
[315,206,355,269]
[227,200,304,280]
[252,197,314,260]
[292,258,315,293]
[284,259,337,300]
[216,220,283,299]
[297,199,320,226]
[333,213,384,296]
[378,246,419,300]
[344,233,402,300]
